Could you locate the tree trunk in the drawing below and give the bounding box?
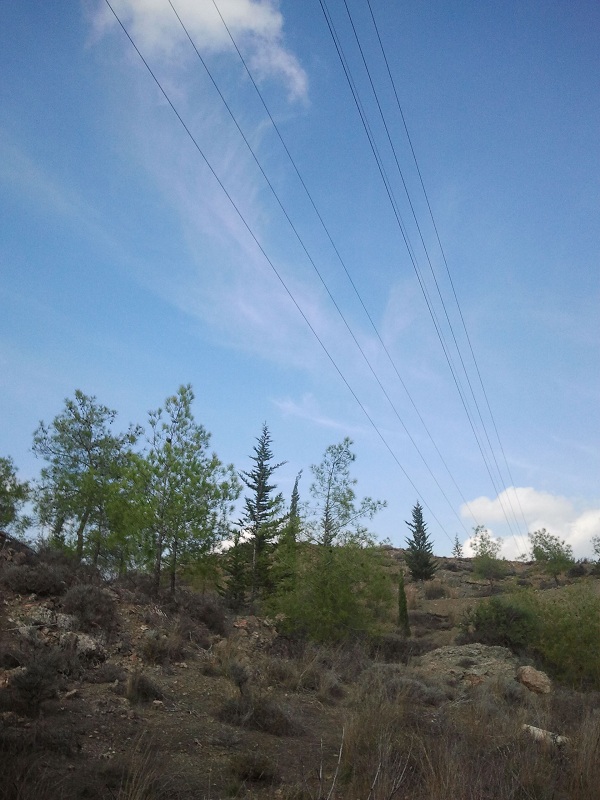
[170,534,178,595]
[153,529,164,596]
[75,509,90,563]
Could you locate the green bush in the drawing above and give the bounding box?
[460,596,539,652]
[271,544,392,643]
[62,584,119,635]
[523,584,600,689]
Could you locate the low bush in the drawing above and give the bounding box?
[61,584,119,635]
[166,590,228,636]
[0,649,65,715]
[125,671,165,704]
[568,562,587,578]
[230,751,279,784]
[139,631,187,665]
[0,563,70,597]
[218,691,304,736]
[523,584,600,689]
[459,596,538,652]
[424,580,447,600]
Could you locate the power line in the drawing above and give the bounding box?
[319,0,527,550]
[365,0,530,539]
[317,0,519,542]
[173,1,488,536]
[102,0,456,541]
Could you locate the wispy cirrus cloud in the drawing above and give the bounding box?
[273,393,368,434]
[93,0,308,100]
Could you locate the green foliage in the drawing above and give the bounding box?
[137,385,240,595]
[521,584,600,688]
[0,456,30,534]
[460,596,539,651]
[32,390,140,562]
[528,528,574,584]
[270,471,303,597]
[273,543,392,642]
[397,570,410,637]
[451,534,463,559]
[404,501,437,581]
[222,530,251,610]
[237,423,285,603]
[470,525,506,583]
[463,586,600,689]
[310,438,384,547]
[592,534,600,562]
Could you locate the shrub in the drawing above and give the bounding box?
[1,650,64,715]
[523,584,600,688]
[85,662,126,684]
[166,590,227,636]
[125,671,164,704]
[139,631,187,665]
[230,751,279,784]
[568,562,587,578]
[424,580,446,600]
[218,691,304,736]
[61,584,119,635]
[460,596,538,652]
[1,563,70,597]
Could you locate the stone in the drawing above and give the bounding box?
[517,666,551,694]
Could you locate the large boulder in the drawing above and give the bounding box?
[517,665,552,694]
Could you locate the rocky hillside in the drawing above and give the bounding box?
[1,542,599,800]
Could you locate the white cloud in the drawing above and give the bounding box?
[273,393,366,434]
[460,487,600,560]
[94,0,307,100]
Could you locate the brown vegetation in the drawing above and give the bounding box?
[1,547,599,799]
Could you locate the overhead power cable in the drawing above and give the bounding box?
[169,0,472,538]
[319,0,528,551]
[365,0,530,537]
[209,0,485,533]
[102,0,456,541]
[317,0,521,544]
[174,0,488,538]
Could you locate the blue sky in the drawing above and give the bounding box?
[1,0,598,557]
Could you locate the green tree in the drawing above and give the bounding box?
[140,385,239,595]
[223,529,251,611]
[310,437,384,546]
[452,534,463,559]
[238,423,285,603]
[0,456,30,535]
[32,390,139,561]
[404,501,437,581]
[271,470,303,594]
[397,570,411,637]
[271,439,390,641]
[471,525,506,584]
[592,535,600,562]
[528,528,574,585]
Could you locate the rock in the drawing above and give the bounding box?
[60,632,106,661]
[522,724,568,746]
[517,666,551,694]
[414,644,518,691]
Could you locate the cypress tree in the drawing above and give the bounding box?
[404,501,437,581]
[397,570,411,637]
[238,423,285,602]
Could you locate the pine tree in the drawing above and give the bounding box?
[223,529,250,611]
[272,471,302,592]
[238,424,285,603]
[397,570,411,636]
[452,534,463,559]
[404,501,437,581]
